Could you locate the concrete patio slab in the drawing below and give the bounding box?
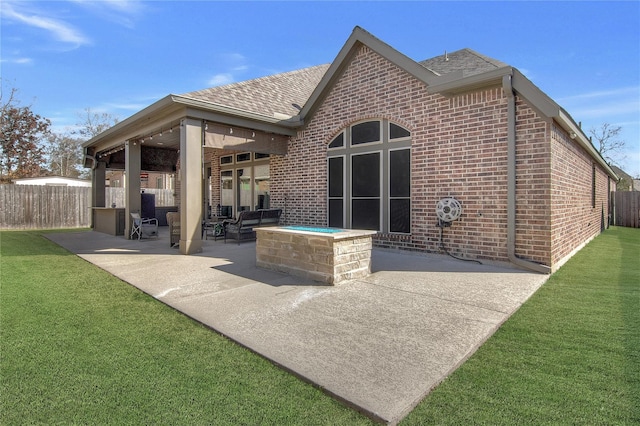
[46,229,548,425]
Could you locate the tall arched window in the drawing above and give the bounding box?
[327,120,411,233]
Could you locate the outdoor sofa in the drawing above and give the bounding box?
[224,209,282,244]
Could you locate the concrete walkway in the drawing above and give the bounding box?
[46,229,548,425]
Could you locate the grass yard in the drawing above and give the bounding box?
[1,227,638,424]
[0,231,372,425]
[402,226,639,425]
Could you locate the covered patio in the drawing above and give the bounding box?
[83,94,296,255]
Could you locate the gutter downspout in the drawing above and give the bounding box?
[503,73,552,274]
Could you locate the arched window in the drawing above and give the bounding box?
[327,120,411,233]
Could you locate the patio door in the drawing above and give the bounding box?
[219,153,271,218]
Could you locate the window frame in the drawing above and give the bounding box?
[351,150,383,231]
[327,155,346,228]
[389,122,411,142]
[235,152,251,163]
[328,131,345,150]
[388,147,412,233]
[350,120,383,148]
[326,120,411,234]
[592,163,596,208]
[220,155,234,165]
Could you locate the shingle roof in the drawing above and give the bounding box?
[181,48,507,119]
[419,48,508,77]
[182,64,330,119]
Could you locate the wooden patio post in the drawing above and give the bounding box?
[125,140,141,239]
[179,118,204,254]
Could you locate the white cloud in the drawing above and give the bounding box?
[104,102,148,111]
[68,0,145,28]
[99,94,166,115]
[208,73,235,87]
[556,86,639,103]
[557,86,640,122]
[223,53,247,63]
[0,57,33,65]
[557,85,640,178]
[0,2,90,47]
[203,53,250,87]
[95,0,143,14]
[623,149,640,178]
[567,100,640,120]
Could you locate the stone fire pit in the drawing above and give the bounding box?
[255,226,377,285]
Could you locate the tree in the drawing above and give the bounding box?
[46,133,84,178]
[589,123,625,167]
[74,107,119,139]
[0,86,51,183]
[68,107,119,179]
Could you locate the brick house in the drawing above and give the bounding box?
[83,27,617,273]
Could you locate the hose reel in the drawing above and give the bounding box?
[436,197,462,225]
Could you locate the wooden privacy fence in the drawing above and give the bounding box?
[105,188,175,208]
[612,191,640,228]
[0,186,176,230]
[1,185,92,229]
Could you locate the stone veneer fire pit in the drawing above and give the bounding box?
[255,226,377,285]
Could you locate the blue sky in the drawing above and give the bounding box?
[2,1,639,176]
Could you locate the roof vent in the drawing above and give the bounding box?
[445,50,449,61]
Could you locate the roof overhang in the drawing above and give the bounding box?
[427,66,513,95]
[83,94,298,166]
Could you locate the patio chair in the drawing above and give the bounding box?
[130,212,158,240]
[166,212,180,247]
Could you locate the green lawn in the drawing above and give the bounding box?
[1,227,638,425]
[0,231,372,425]
[402,226,639,425]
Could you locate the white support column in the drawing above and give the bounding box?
[124,140,141,239]
[179,118,203,254]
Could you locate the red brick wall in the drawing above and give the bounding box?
[271,45,528,263]
[550,124,612,267]
[513,100,552,265]
[249,45,611,269]
[204,148,221,208]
